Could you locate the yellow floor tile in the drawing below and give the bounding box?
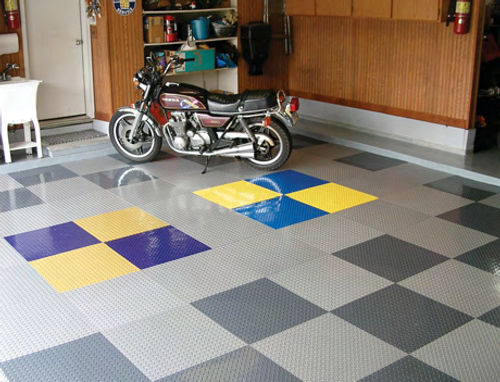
[194,181,281,209]
[30,243,139,292]
[74,207,168,242]
[287,183,378,214]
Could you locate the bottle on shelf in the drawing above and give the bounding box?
[164,15,178,42]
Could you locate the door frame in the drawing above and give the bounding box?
[19,0,95,119]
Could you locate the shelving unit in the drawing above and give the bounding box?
[144,36,235,47]
[143,7,236,15]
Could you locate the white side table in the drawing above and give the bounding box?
[0,78,43,163]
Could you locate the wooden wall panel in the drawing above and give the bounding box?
[317,0,352,17]
[286,0,316,16]
[353,0,392,19]
[393,0,439,21]
[0,16,24,78]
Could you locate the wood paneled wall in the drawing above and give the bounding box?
[0,13,24,77]
[287,1,485,129]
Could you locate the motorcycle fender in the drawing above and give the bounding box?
[117,107,163,137]
[272,110,295,131]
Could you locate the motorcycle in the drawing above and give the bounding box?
[109,55,299,172]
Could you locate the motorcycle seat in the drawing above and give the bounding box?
[207,90,277,113]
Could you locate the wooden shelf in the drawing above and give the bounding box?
[143,8,236,15]
[144,36,237,47]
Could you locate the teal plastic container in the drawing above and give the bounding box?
[190,17,210,40]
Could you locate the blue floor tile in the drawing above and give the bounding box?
[234,196,328,229]
[247,170,328,194]
[107,226,211,269]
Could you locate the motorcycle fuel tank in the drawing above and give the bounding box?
[159,84,208,111]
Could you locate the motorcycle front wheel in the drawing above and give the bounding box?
[244,117,292,171]
[109,110,162,163]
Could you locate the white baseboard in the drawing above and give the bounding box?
[93,120,109,135]
[299,99,474,155]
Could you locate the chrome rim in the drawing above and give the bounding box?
[247,123,284,166]
[113,113,156,159]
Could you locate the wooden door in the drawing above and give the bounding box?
[317,0,352,16]
[286,0,316,15]
[353,0,392,18]
[393,0,439,21]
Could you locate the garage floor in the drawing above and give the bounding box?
[1,137,500,381]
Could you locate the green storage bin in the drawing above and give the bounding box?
[175,49,215,73]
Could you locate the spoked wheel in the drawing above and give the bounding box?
[244,117,292,171]
[109,110,162,163]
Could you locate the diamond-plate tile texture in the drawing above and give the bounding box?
[1,334,149,382]
[254,314,405,382]
[103,305,245,380]
[456,239,500,275]
[0,174,22,192]
[400,260,500,317]
[269,256,392,310]
[425,176,500,201]
[61,156,127,175]
[0,188,43,213]
[413,320,500,382]
[333,235,448,282]
[360,356,458,382]
[159,347,301,382]
[438,203,500,237]
[332,285,473,352]
[248,170,328,194]
[392,217,497,258]
[479,306,500,328]
[374,163,449,186]
[109,179,180,206]
[83,167,156,189]
[480,193,500,208]
[0,204,68,236]
[292,134,325,149]
[336,152,406,171]
[192,278,326,343]
[0,239,26,270]
[8,165,78,187]
[27,177,104,203]
[296,142,361,159]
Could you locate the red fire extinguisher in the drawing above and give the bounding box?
[4,0,20,30]
[454,0,471,35]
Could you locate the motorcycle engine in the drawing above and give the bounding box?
[169,112,210,151]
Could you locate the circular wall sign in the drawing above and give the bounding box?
[113,0,136,16]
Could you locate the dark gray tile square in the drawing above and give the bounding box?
[9,165,78,187]
[83,167,157,189]
[438,203,500,237]
[0,188,43,212]
[332,285,473,353]
[360,356,458,382]
[333,235,448,282]
[292,134,326,149]
[335,152,406,171]
[109,150,172,165]
[159,347,300,382]
[192,278,326,343]
[425,176,499,201]
[479,306,500,328]
[456,239,500,275]
[1,333,149,382]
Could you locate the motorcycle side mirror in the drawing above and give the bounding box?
[146,53,155,67]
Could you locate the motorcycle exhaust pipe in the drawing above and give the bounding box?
[209,143,255,158]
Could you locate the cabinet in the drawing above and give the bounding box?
[286,0,316,16]
[316,0,352,17]
[353,0,392,19]
[393,0,439,21]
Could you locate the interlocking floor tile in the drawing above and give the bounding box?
[290,158,374,183]
[248,170,328,194]
[374,163,449,186]
[109,179,180,206]
[292,134,325,149]
[234,196,328,229]
[61,156,127,175]
[296,143,361,159]
[392,217,497,258]
[155,168,241,194]
[0,204,68,237]
[1,334,149,382]
[253,314,405,382]
[400,260,500,317]
[65,271,185,330]
[103,305,245,380]
[0,238,25,270]
[0,188,43,213]
[336,152,407,171]
[27,177,104,203]
[360,356,458,382]
[456,239,500,276]
[480,193,500,208]
[332,285,473,353]
[83,167,156,189]
[159,347,301,382]
[270,256,392,310]
[479,306,500,328]
[192,278,325,343]
[337,172,414,200]
[8,165,78,187]
[333,235,448,282]
[413,320,500,382]
[5,222,99,261]
[0,174,22,192]
[438,203,500,237]
[107,226,211,269]
[425,176,500,201]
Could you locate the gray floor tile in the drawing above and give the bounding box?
[65,271,186,331]
[392,217,497,258]
[159,347,301,382]
[479,306,500,328]
[289,160,374,186]
[270,256,392,310]
[0,174,22,192]
[9,165,78,187]
[413,320,500,382]
[339,200,430,235]
[333,235,448,282]
[337,172,414,200]
[0,239,26,269]
[83,166,156,189]
[109,179,180,206]
[425,176,499,201]
[400,260,500,317]
[332,285,473,353]
[155,169,241,194]
[103,305,245,380]
[0,188,43,213]
[336,152,407,171]
[136,156,205,178]
[292,134,326,149]
[61,156,127,175]
[1,334,149,382]
[480,193,500,208]
[192,278,326,343]
[438,203,500,237]
[456,239,500,276]
[253,314,405,382]
[0,204,68,236]
[374,163,450,186]
[281,214,384,254]
[296,143,361,159]
[27,177,104,203]
[360,356,458,382]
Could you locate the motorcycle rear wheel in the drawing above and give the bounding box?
[109,110,162,163]
[244,117,292,171]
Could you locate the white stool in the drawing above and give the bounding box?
[0,78,43,163]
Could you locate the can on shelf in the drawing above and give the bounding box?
[164,15,178,43]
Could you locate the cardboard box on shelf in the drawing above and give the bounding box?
[175,49,215,73]
[145,16,164,44]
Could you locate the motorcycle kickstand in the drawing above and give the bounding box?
[201,156,211,175]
